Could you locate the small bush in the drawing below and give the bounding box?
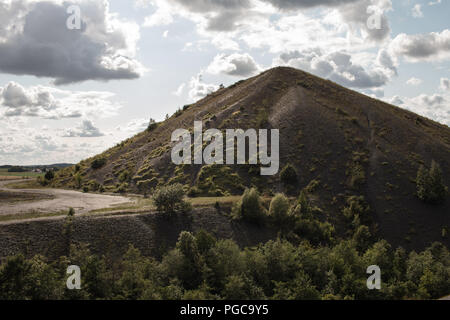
[347,163,365,189]
[37,176,48,186]
[195,230,216,254]
[342,196,371,228]
[232,188,266,225]
[87,180,100,192]
[269,193,290,225]
[416,161,447,204]
[147,118,157,131]
[187,186,201,198]
[68,208,75,217]
[118,170,130,183]
[290,190,311,217]
[44,170,55,181]
[137,178,157,192]
[74,173,82,189]
[153,184,191,214]
[305,179,320,193]
[115,183,128,193]
[280,164,297,186]
[256,108,269,128]
[91,158,106,170]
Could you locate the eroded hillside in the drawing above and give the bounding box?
[51,67,450,249]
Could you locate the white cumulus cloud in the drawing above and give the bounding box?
[207,53,261,77]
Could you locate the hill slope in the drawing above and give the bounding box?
[52,67,450,250]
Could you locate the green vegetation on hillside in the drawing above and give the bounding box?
[416,160,448,204]
[153,183,192,215]
[0,232,448,300]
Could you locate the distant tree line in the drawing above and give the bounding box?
[7,166,27,173]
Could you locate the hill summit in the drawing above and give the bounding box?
[52,67,450,249]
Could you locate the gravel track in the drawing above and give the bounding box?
[0,179,133,218]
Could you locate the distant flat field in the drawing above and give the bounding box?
[0,169,44,178]
[0,176,23,181]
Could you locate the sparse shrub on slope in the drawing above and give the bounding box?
[136,178,158,193]
[290,190,313,217]
[44,170,54,181]
[342,196,371,227]
[153,183,192,215]
[280,164,297,186]
[118,170,130,183]
[195,165,245,196]
[289,190,335,245]
[416,160,447,204]
[352,225,372,253]
[429,161,447,202]
[269,193,290,226]
[171,231,203,289]
[74,173,82,189]
[416,165,430,201]
[91,158,106,170]
[147,118,157,132]
[232,188,267,225]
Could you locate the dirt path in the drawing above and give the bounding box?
[0,179,133,217]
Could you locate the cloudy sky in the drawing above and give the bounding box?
[0,0,449,165]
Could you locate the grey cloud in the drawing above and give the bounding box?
[390,30,450,61]
[262,0,360,10]
[0,1,143,84]
[1,82,32,108]
[170,0,361,12]
[166,0,252,31]
[440,78,450,91]
[34,134,59,151]
[169,0,251,12]
[389,96,404,105]
[419,94,445,106]
[367,88,384,98]
[338,0,391,42]
[207,53,260,77]
[206,10,245,32]
[387,93,450,127]
[62,120,104,138]
[116,118,149,133]
[188,74,219,101]
[377,49,397,75]
[276,49,391,89]
[0,81,120,119]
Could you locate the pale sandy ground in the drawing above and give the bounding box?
[0,179,133,216]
